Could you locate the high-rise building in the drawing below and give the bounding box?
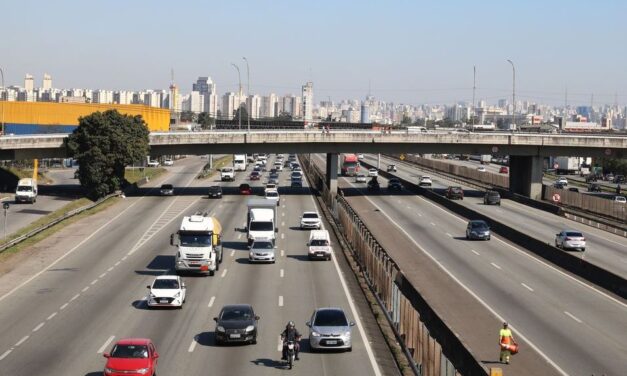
[222,92,237,119]
[42,74,52,91]
[203,93,218,116]
[24,74,34,92]
[192,76,216,95]
[360,103,370,123]
[302,82,313,122]
[246,95,262,119]
[189,91,203,113]
[169,83,180,112]
[93,90,114,104]
[261,93,279,118]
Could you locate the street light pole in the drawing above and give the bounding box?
[506,59,516,129]
[242,57,250,133]
[0,67,5,135]
[231,63,242,130]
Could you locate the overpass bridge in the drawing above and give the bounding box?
[2,130,626,199]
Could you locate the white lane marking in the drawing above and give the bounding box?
[188,338,197,352]
[521,283,534,292]
[32,322,45,332]
[208,296,215,308]
[70,293,80,301]
[46,312,57,320]
[416,195,627,309]
[352,188,567,376]
[281,233,285,239]
[277,335,283,352]
[280,269,284,278]
[114,261,121,266]
[0,195,145,304]
[121,256,128,261]
[91,279,98,285]
[230,250,235,257]
[81,286,89,292]
[238,233,242,239]
[99,273,107,278]
[0,349,12,361]
[282,212,285,217]
[471,249,480,255]
[280,250,285,257]
[417,213,422,217]
[15,336,29,347]
[430,222,436,226]
[221,269,228,278]
[564,311,583,323]
[107,266,114,272]
[445,232,452,237]
[491,263,502,270]
[98,336,115,354]
[278,296,284,307]
[60,303,69,310]
[281,221,285,226]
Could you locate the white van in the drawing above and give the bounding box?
[15,178,38,204]
[307,230,332,261]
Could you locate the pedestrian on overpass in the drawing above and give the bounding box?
[499,322,517,364]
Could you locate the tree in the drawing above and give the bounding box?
[401,114,412,125]
[234,106,249,122]
[197,112,215,130]
[66,110,150,200]
[276,111,293,121]
[180,111,195,123]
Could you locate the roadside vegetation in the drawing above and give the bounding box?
[197,155,233,179]
[125,167,166,184]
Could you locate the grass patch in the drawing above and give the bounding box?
[0,196,120,260]
[3,167,53,184]
[197,156,233,179]
[125,167,166,184]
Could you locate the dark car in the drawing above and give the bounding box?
[208,185,223,199]
[250,171,261,180]
[74,169,80,179]
[483,190,501,205]
[387,164,397,172]
[585,174,597,183]
[466,220,491,240]
[291,178,303,188]
[387,178,403,191]
[614,175,626,184]
[446,186,464,200]
[269,173,279,180]
[253,166,262,172]
[367,177,380,191]
[553,182,566,189]
[588,183,601,192]
[568,187,579,193]
[159,184,174,196]
[213,304,259,345]
[267,177,279,185]
[239,183,252,195]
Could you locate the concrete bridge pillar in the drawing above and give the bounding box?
[509,155,543,200]
[326,153,338,195]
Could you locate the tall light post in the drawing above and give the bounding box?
[0,67,5,135]
[242,57,250,133]
[231,63,242,130]
[506,59,516,129]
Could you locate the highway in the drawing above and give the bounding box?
[314,154,627,376]
[0,156,391,376]
[364,154,627,278]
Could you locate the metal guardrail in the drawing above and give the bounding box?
[0,192,120,254]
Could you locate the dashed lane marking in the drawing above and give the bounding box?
[188,338,198,353]
[278,296,284,307]
[46,312,57,320]
[0,350,11,361]
[471,249,480,255]
[208,296,215,308]
[491,262,502,270]
[15,336,29,347]
[221,269,228,278]
[521,283,534,292]
[280,269,284,278]
[564,311,582,323]
[98,336,115,354]
[32,322,45,332]
[60,303,69,310]
[230,250,235,257]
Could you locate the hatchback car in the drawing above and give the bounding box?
[614,196,626,204]
[249,239,276,263]
[446,186,464,200]
[250,171,261,181]
[555,230,586,251]
[355,173,367,183]
[555,177,568,186]
[614,175,625,184]
[368,168,378,177]
[239,183,252,195]
[291,178,303,188]
[103,338,159,376]
[214,304,259,345]
[418,176,433,187]
[147,160,160,168]
[357,154,364,160]
[291,171,303,179]
[307,307,355,351]
[300,211,322,229]
[553,182,566,189]
[568,187,579,193]
[163,159,174,166]
[387,178,403,191]
[159,184,174,196]
[483,190,501,205]
[588,183,601,192]
[367,177,380,191]
[208,185,223,199]
[146,275,186,308]
[499,166,509,174]
[466,220,491,240]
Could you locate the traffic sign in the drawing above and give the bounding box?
[400,154,406,161]
[553,163,559,169]
[2,202,9,210]
[491,146,498,153]
[552,193,561,203]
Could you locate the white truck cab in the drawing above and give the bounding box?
[171,214,223,276]
[15,178,38,204]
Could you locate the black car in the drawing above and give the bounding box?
[446,186,464,200]
[386,164,397,172]
[208,185,223,199]
[483,190,501,205]
[553,182,566,189]
[614,175,626,184]
[367,177,380,191]
[213,304,259,345]
[269,173,279,180]
[291,177,303,188]
[387,178,403,191]
[588,183,601,192]
[568,187,579,193]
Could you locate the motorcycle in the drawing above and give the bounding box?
[284,340,296,369]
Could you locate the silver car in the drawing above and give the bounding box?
[307,307,355,351]
[249,239,276,263]
[555,230,586,252]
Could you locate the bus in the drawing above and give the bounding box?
[233,154,247,171]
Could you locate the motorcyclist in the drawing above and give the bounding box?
[281,321,302,361]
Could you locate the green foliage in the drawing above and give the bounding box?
[180,110,196,122]
[197,112,215,129]
[599,157,627,176]
[400,114,412,125]
[66,110,150,200]
[276,111,293,121]
[234,105,249,122]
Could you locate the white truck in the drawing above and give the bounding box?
[171,213,223,276]
[246,198,278,246]
[480,155,491,165]
[554,157,580,175]
[233,154,247,171]
[220,167,235,181]
[15,178,38,203]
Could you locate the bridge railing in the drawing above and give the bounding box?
[300,154,486,376]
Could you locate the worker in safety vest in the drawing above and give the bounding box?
[499,322,516,364]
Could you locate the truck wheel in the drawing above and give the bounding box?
[209,270,215,276]
[215,262,219,271]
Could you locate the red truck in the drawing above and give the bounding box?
[341,154,360,176]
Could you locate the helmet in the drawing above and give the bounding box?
[287,321,295,328]
[503,322,508,327]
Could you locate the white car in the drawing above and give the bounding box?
[146,275,186,308]
[555,230,586,252]
[163,159,174,166]
[368,168,378,177]
[355,174,367,183]
[300,211,322,229]
[147,160,160,167]
[264,183,277,194]
[265,189,280,206]
[614,196,626,203]
[357,154,365,160]
[274,162,283,171]
[476,166,486,172]
[418,176,433,187]
[555,177,568,186]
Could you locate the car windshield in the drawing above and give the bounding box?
[357,174,365,177]
[250,222,273,231]
[421,177,431,180]
[153,279,179,289]
[180,234,211,246]
[314,310,348,326]
[223,168,233,172]
[251,172,260,176]
[253,241,274,249]
[303,213,318,219]
[17,186,32,192]
[209,186,221,192]
[310,239,328,246]
[565,232,583,237]
[220,307,253,321]
[471,222,488,230]
[266,192,278,198]
[161,184,173,190]
[111,344,149,359]
[488,192,499,197]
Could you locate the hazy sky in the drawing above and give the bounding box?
[2,0,626,106]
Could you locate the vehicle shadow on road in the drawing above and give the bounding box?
[84,372,103,376]
[250,358,285,369]
[131,299,149,310]
[286,255,311,262]
[222,241,249,251]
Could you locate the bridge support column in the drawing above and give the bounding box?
[509,155,543,200]
[326,153,338,195]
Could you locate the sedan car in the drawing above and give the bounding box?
[555,177,568,186]
[249,239,276,263]
[214,304,259,345]
[588,183,601,192]
[147,160,159,168]
[208,185,223,199]
[614,196,626,204]
[163,159,174,166]
[290,171,303,180]
[367,168,378,177]
[265,189,280,206]
[355,173,367,183]
[249,171,261,180]
[476,166,487,172]
[446,186,464,200]
[387,178,403,191]
[499,166,509,174]
[239,183,252,195]
[300,211,322,229]
[555,230,586,251]
[307,307,355,351]
[104,338,159,376]
[146,275,186,308]
[418,176,433,187]
[483,190,501,205]
[466,220,491,240]
[291,178,303,188]
[159,184,174,196]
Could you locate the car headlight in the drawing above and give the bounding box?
[245,325,255,332]
[149,293,155,299]
[344,331,351,336]
[217,326,225,332]
[249,252,254,257]
[311,331,321,337]
[136,368,150,375]
[174,292,181,298]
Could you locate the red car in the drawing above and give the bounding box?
[239,183,252,195]
[103,338,159,376]
[499,166,509,174]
